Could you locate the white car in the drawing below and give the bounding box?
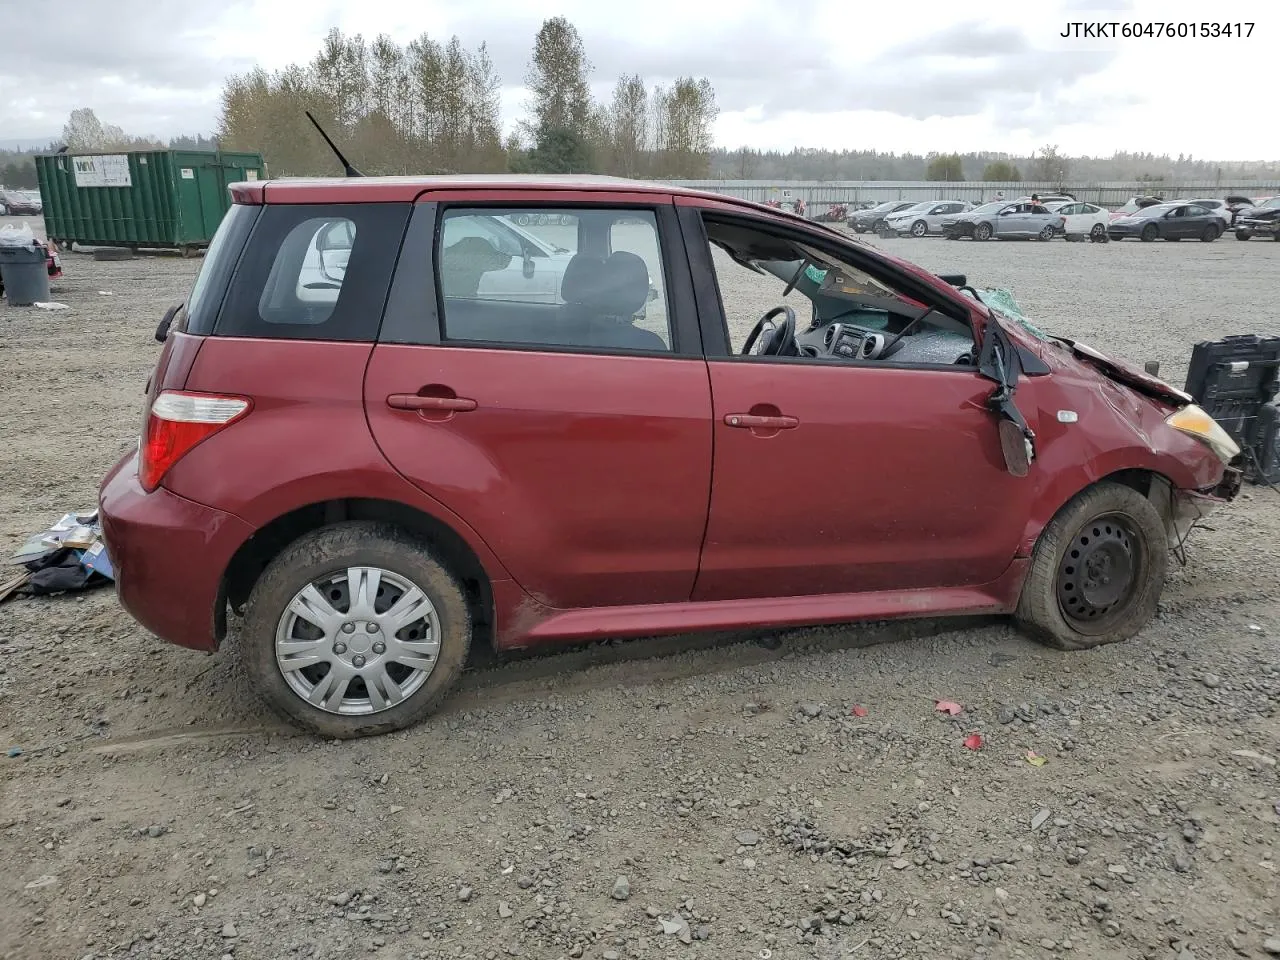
[883,200,973,237]
[1046,200,1111,239]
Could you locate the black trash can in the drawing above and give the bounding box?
[0,243,52,306]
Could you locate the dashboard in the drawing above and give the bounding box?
[795,319,977,366]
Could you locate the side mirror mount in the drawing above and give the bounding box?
[155,302,182,343]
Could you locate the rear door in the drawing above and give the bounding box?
[363,194,713,610]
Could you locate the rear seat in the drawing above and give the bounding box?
[440,251,667,352]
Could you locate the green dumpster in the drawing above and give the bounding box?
[35,149,266,256]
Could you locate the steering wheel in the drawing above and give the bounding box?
[741,305,797,357]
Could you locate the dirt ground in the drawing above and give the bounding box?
[1,214,1278,960]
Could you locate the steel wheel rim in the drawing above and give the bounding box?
[1056,514,1144,634]
[275,566,441,715]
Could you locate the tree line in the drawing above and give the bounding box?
[215,19,719,179]
[710,145,1280,183]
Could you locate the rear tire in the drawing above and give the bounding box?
[1015,482,1167,651]
[1090,223,1106,240]
[1200,224,1219,242]
[240,522,472,738]
[1235,230,1251,240]
[1038,225,1055,241]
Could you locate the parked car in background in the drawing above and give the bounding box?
[1018,194,1075,206]
[0,190,41,216]
[941,201,1059,240]
[1225,194,1258,225]
[1178,198,1232,229]
[1107,202,1223,242]
[1046,201,1110,239]
[848,200,916,233]
[883,199,972,237]
[1109,196,1164,221]
[98,173,1241,737]
[1233,196,1280,240]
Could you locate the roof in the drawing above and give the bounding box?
[228,173,754,206]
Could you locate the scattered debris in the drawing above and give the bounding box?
[963,732,984,750]
[610,875,630,901]
[1025,751,1047,767]
[32,301,69,310]
[936,700,964,716]
[3,509,113,605]
[851,705,868,717]
[1031,809,1051,831]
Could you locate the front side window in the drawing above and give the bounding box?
[436,207,672,353]
[702,214,974,366]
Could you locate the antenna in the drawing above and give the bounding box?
[305,111,363,177]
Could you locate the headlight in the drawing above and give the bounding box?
[1166,404,1241,463]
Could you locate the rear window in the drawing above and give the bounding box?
[212,202,409,341]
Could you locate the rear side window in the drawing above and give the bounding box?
[214,203,409,341]
[183,204,258,336]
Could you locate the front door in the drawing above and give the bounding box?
[365,198,713,609]
[682,206,1036,601]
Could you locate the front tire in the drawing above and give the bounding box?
[911,220,928,237]
[241,522,472,738]
[1140,224,1159,242]
[1090,223,1106,240]
[1015,482,1167,651]
[975,222,993,241]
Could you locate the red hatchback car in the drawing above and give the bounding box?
[99,175,1242,738]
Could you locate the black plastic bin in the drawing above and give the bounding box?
[0,243,51,306]
[1184,335,1280,484]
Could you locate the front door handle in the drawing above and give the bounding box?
[724,413,798,430]
[387,394,477,412]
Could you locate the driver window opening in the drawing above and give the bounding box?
[701,215,976,367]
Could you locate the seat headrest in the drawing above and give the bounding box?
[561,254,608,307]
[601,251,650,318]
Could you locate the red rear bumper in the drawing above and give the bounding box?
[98,450,253,652]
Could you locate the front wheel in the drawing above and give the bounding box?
[240,522,472,738]
[975,222,993,241]
[910,220,928,237]
[1015,482,1168,651]
[1235,230,1252,240]
[1140,224,1159,242]
[1090,223,1106,240]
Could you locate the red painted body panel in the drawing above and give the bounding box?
[163,337,514,583]
[363,344,714,608]
[99,451,254,652]
[695,362,1037,599]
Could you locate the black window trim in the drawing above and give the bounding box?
[180,203,260,336]
[383,198,702,360]
[211,201,411,342]
[676,205,983,373]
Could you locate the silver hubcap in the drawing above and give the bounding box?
[275,566,441,715]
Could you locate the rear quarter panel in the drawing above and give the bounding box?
[161,337,513,582]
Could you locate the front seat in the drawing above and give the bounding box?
[588,251,667,351]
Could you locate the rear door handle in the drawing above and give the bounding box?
[387,394,477,412]
[724,413,798,429]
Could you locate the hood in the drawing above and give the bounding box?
[1052,337,1192,406]
[1241,206,1280,222]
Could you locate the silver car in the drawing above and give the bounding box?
[883,199,973,237]
[941,200,1060,241]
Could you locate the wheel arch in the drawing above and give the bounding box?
[219,498,496,650]
[1019,466,1179,559]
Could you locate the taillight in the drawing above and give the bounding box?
[139,391,251,492]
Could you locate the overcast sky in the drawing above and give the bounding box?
[0,0,1272,158]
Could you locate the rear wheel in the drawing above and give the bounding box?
[1140,224,1159,242]
[1235,230,1252,240]
[1015,483,1167,651]
[975,222,993,241]
[241,522,472,738]
[1200,224,1219,242]
[1038,225,1055,241]
[1090,223,1106,240]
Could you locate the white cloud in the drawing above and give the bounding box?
[0,0,1273,158]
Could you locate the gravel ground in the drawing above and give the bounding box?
[1,215,1279,960]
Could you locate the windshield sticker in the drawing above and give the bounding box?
[804,264,828,285]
